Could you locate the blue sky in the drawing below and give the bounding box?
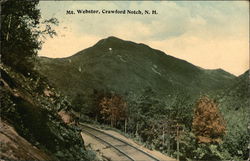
[38,1,249,76]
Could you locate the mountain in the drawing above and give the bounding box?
[218,69,249,110]
[37,36,235,101]
[216,70,249,158]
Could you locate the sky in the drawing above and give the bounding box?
[38,1,249,76]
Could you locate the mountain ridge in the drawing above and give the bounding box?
[37,36,236,102]
[41,36,237,76]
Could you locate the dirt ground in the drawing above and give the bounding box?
[0,120,52,161]
[81,132,131,161]
[81,123,176,161]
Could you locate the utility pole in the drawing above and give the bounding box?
[6,14,12,41]
[135,123,139,138]
[124,118,127,133]
[177,123,180,161]
[162,125,165,145]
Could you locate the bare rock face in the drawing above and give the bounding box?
[58,110,76,124]
[0,120,53,161]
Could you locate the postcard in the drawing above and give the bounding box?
[1,1,249,161]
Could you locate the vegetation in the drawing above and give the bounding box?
[1,0,58,75]
[0,65,93,161]
[99,93,127,127]
[0,0,97,160]
[69,83,249,161]
[217,70,250,160]
[1,2,248,159]
[37,36,236,103]
[37,36,249,160]
[192,96,226,144]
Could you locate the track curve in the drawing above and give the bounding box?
[80,123,160,161]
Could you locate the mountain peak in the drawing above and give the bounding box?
[94,36,154,53]
[95,36,129,46]
[71,36,154,58]
[105,36,122,41]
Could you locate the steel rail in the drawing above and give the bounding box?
[81,128,135,161]
[80,123,160,161]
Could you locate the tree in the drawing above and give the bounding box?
[192,96,226,143]
[169,91,194,129]
[71,93,85,112]
[1,0,58,75]
[99,94,127,127]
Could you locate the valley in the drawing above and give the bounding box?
[35,36,249,160]
[1,1,249,160]
[1,37,249,160]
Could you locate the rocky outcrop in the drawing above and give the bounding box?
[0,120,53,161]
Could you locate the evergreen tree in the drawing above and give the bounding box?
[1,0,58,75]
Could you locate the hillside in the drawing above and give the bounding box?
[37,36,235,102]
[0,120,52,160]
[0,65,94,161]
[219,70,249,110]
[32,36,248,160]
[216,70,249,159]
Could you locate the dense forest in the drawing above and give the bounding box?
[69,83,249,161]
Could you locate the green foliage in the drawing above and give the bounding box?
[221,108,249,160]
[37,36,235,107]
[84,149,99,161]
[216,70,250,160]
[178,132,232,161]
[123,89,249,161]
[168,91,194,129]
[0,66,92,161]
[33,35,248,160]
[1,0,58,75]
[72,93,86,112]
[71,91,100,117]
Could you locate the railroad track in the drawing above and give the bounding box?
[80,123,160,161]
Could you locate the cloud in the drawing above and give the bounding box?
[39,26,102,58]
[38,1,249,75]
[148,32,249,76]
